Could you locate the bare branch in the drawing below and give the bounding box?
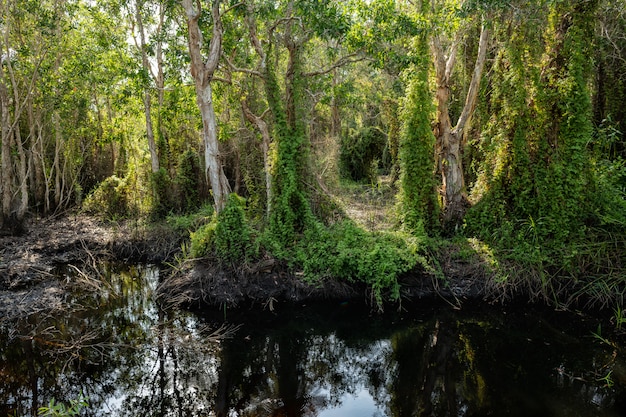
[205,0,223,75]
[303,53,367,77]
[454,22,489,135]
[224,55,264,78]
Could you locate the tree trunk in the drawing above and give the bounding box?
[432,22,489,230]
[0,78,11,228]
[135,0,160,173]
[331,66,341,138]
[199,81,230,211]
[53,112,63,209]
[182,0,230,212]
[242,100,272,218]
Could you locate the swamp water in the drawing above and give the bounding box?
[1,264,626,417]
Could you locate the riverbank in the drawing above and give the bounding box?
[0,213,623,323]
[0,214,489,319]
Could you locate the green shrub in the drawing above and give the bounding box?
[175,149,202,213]
[214,194,254,263]
[189,218,217,258]
[189,194,254,263]
[339,126,386,182]
[167,203,214,235]
[82,175,135,220]
[150,168,173,219]
[292,220,427,308]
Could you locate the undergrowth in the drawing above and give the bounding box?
[263,219,429,309]
[189,194,255,264]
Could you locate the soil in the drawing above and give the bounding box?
[0,211,494,325]
[0,214,184,325]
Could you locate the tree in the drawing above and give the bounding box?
[182,0,231,212]
[132,0,160,174]
[430,4,489,230]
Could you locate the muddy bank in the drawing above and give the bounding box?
[0,214,504,319]
[0,213,590,320]
[0,214,183,324]
[156,255,493,312]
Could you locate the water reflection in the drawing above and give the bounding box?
[1,265,626,416]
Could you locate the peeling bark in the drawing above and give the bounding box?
[432,22,489,230]
[182,0,230,212]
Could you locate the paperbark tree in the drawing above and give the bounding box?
[182,0,230,212]
[431,20,489,230]
[0,71,10,230]
[133,0,160,173]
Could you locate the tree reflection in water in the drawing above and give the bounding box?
[1,265,626,416]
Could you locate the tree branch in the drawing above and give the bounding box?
[223,55,264,78]
[303,53,367,77]
[454,22,489,135]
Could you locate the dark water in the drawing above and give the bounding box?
[1,265,626,417]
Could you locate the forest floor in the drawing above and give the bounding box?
[332,175,397,232]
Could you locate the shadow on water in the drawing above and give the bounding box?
[1,263,626,416]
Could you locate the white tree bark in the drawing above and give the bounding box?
[432,22,489,228]
[134,0,160,173]
[182,0,230,212]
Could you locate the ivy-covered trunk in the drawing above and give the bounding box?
[398,36,438,235]
[264,35,314,244]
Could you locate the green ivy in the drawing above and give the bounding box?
[174,149,202,213]
[190,194,254,263]
[291,220,427,308]
[150,167,173,220]
[397,36,439,236]
[82,175,137,220]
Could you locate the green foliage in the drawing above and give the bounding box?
[339,126,386,182]
[174,149,202,213]
[214,194,254,263]
[189,194,254,263]
[189,218,218,259]
[466,0,603,270]
[397,39,439,235]
[38,395,88,417]
[150,168,173,220]
[166,203,214,235]
[82,175,137,220]
[264,41,315,247]
[290,220,427,308]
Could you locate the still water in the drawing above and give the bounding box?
[1,264,625,416]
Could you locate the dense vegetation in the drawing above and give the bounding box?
[1,0,625,310]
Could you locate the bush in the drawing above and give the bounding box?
[150,168,173,219]
[166,203,214,236]
[292,220,427,308]
[189,218,217,258]
[82,175,136,220]
[214,194,254,263]
[175,149,202,213]
[188,194,254,263]
[339,126,386,182]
